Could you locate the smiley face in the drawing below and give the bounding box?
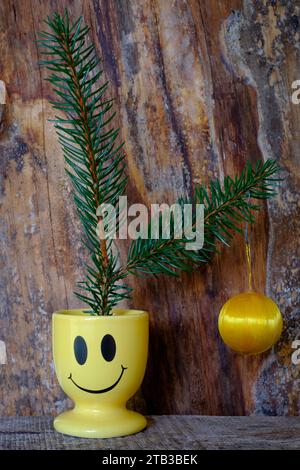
[68,334,128,394]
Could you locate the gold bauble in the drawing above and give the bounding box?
[218,292,283,354]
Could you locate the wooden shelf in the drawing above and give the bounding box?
[0,416,299,450]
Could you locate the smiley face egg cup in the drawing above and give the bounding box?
[52,309,149,438]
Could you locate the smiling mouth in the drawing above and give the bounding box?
[68,365,127,394]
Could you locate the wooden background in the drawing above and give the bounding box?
[0,0,299,416]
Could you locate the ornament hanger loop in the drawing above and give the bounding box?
[245,192,253,292]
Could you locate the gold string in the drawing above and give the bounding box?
[245,241,253,291]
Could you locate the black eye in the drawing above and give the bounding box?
[74,336,87,365]
[101,334,116,362]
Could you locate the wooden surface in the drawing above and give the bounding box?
[0,0,300,416]
[0,416,300,450]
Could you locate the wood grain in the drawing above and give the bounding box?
[1,415,300,450]
[0,0,299,416]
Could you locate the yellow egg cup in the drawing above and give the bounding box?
[52,309,149,438]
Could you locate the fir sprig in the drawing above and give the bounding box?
[38,11,129,315]
[125,160,281,277]
[38,12,281,315]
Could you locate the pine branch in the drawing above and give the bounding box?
[38,12,282,316]
[38,11,128,315]
[124,160,281,277]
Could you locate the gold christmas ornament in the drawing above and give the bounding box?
[218,231,283,355]
[218,291,283,354]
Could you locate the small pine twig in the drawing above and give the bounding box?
[124,160,281,277]
[38,11,128,315]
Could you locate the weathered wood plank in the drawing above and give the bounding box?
[0,416,300,450]
[0,0,299,416]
